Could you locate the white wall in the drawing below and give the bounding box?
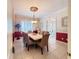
[40,16,56,38]
[7,0,13,59]
[68,0,71,55]
[41,7,68,33]
[13,15,41,32]
[56,8,68,33]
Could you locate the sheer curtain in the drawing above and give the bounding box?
[21,21,33,32]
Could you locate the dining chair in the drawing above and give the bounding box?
[37,33,50,54]
[27,37,35,51]
[28,31,32,33]
[22,32,28,47]
[22,32,34,50]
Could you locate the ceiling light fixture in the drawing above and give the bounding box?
[30,6,38,12]
[30,6,38,24]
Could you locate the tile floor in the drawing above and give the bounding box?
[12,36,67,59]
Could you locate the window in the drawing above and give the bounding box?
[21,21,33,32]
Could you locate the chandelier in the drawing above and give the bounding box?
[30,6,38,12]
[30,6,38,24]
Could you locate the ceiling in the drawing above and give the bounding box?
[13,0,68,18]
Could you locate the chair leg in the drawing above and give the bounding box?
[12,46,15,53]
[47,45,49,52]
[27,46,29,51]
[41,48,43,55]
[26,43,27,47]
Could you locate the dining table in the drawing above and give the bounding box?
[28,33,43,48]
[28,33,43,42]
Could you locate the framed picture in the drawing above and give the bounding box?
[62,16,68,27]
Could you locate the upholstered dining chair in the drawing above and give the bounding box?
[28,31,32,33]
[23,32,35,51]
[42,31,49,35]
[37,33,50,54]
[22,32,34,49]
[27,37,36,51]
[22,32,28,47]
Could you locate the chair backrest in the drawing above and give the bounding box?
[42,31,49,35]
[22,33,29,43]
[33,30,38,33]
[28,31,32,33]
[39,33,50,47]
[23,33,33,45]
